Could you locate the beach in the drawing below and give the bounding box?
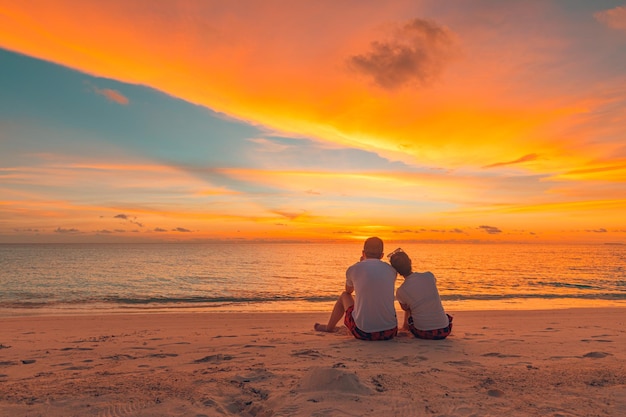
[1,308,625,416]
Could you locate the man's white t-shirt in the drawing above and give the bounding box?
[346,259,397,333]
[396,271,449,331]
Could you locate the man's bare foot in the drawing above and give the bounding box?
[314,323,338,332]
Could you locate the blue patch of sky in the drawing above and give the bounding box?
[1,48,420,175]
[2,48,447,203]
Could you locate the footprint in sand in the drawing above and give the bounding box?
[487,389,505,397]
[291,349,325,358]
[583,351,612,359]
[63,365,92,371]
[60,347,94,351]
[481,352,521,358]
[145,353,178,359]
[104,354,136,361]
[298,367,372,395]
[391,398,424,415]
[193,353,233,363]
[97,400,154,417]
[581,339,613,343]
[445,360,482,367]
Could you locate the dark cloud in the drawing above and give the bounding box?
[173,227,192,233]
[483,154,539,169]
[393,229,420,234]
[450,228,464,234]
[587,228,607,233]
[114,213,143,228]
[478,225,502,234]
[55,227,80,234]
[348,18,457,90]
[154,227,167,232]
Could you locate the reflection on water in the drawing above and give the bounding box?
[0,242,624,315]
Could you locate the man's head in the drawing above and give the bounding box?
[389,250,412,277]
[362,237,384,259]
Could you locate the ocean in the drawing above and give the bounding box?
[1,242,624,316]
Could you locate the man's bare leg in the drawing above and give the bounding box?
[314,291,354,332]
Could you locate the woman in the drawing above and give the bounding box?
[388,248,453,340]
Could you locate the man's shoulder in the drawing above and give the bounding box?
[347,259,395,276]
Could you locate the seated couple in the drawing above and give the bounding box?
[314,237,453,341]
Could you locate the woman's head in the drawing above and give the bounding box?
[389,250,412,277]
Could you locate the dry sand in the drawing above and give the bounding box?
[1,308,625,416]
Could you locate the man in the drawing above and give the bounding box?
[314,237,398,340]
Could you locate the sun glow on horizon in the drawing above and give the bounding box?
[1,1,625,244]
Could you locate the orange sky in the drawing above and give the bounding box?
[1,1,625,243]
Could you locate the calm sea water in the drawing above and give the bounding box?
[1,242,625,316]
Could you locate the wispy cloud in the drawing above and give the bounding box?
[92,85,129,105]
[595,6,626,31]
[483,154,539,169]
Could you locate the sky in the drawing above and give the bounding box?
[1,0,626,244]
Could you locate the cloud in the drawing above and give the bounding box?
[595,6,626,31]
[55,227,80,234]
[271,210,309,221]
[92,86,129,105]
[154,227,167,232]
[114,213,144,228]
[347,18,457,90]
[392,229,420,234]
[478,225,502,234]
[483,154,539,169]
[587,228,607,233]
[173,227,192,232]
